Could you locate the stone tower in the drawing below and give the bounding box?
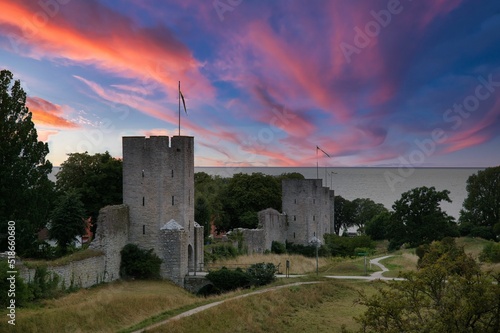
[122,135,203,286]
[282,179,331,245]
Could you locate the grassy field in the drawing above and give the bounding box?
[3,237,497,333]
[206,253,330,275]
[0,280,216,333]
[148,280,380,333]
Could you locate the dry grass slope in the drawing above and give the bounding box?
[0,280,203,333]
[149,280,379,333]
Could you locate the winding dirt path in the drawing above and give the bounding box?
[132,255,403,332]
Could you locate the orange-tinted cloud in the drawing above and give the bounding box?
[0,1,214,102]
[26,96,78,128]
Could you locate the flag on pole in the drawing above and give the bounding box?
[179,90,187,114]
[316,146,331,158]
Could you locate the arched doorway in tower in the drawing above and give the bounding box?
[188,244,194,271]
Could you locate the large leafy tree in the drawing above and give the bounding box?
[0,69,54,255]
[56,151,122,220]
[49,190,86,254]
[387,186,458,250]
[346,238,500,333]
[365,211,392,240]
[219,173,281,230]
[194,172,228,237]
[351,198,388,233]
[333,195,355,235]
[459,166,500,240]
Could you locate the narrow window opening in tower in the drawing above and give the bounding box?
[143,225,145,235]
[142,170,144,178]
[313,199,316,204]
[313,215,315,221]
[293,215,296,221]
[294,232,296,239]
[294,199,296,204]
[171,169,174,178]
[314,231,316,236]
[142,197,145,206]
[172,196,175,205]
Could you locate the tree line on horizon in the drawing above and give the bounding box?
[1,69,499,260]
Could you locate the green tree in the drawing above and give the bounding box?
[0,69,54,255]
[218,173,281,230]
[49,191,86,254]
[56,151,122,222]
[194,172,228,237]
[194,195,211,240]
[351,198,388,233]
[365,211,392,240]
[387,186,457,250]
[333,195,355,235]
[346,239,500,333]
[460,166,500,240]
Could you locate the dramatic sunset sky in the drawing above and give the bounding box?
[0,0,499,167]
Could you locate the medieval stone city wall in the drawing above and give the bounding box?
[17,135,204,292]
[18,255,107,289]
[18,204,129,289]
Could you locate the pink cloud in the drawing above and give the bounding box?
[0,1,214,103]
[26,96,79,128]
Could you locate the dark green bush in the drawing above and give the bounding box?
[204,242,239,262]
[324,234,375,257]
[286,242,314,256]
[271,241,286,254]
[469,226,496,240]
[479,242,500,263]
[206,267,250,292]
[247,262,276,286]
[29,266,60,300]
[120,244,162,279]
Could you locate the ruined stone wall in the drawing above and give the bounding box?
[90,204,129,281]
[258,208,287,248]
[237,228,266,254]
[18,204,130,289]
[18,255,107,289]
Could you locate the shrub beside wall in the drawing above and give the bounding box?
[120,244,162,279]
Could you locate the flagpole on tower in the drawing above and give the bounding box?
[178,81,181,136]
[316,146,319,179]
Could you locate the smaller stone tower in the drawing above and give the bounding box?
[282,179,331,245]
